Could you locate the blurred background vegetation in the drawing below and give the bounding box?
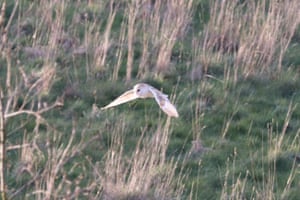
[0,0,299,199]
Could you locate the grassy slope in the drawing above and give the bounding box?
[1,0,300,199]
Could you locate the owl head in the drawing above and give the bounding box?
[133,83,151,98]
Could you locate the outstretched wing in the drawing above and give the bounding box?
[101,89,138,110]
[149,87,179,118]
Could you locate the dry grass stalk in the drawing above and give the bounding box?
[202,0,300,81]
[110,0,195,80]
[31,1,56,47]
[154,0,193,75]
[237,103,298,200]
[235,0,300,77]
[113,19,127,80]
[201,0,240,73]
[46,2,65,60]
[8,120,99,200]
[124,0,194,77]
[0,2,5,28]
[100,118,185,199]
[0,6,63,196]
[26,1,73,62]
[267,101,297,161]
[0,87,6,200]
[126,0,141,81]
[30,64,57,96]
[137,2,151,78]
[220,157,249,200]
[94,1,117,72]
[0,1,21,199]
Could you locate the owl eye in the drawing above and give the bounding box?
[137,88,140,92]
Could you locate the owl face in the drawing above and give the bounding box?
[134,84,152,98]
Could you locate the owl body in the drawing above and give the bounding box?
[102,83,179,118]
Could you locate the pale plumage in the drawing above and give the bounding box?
[101,83,179,118]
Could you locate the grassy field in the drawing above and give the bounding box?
[0,0,299,199]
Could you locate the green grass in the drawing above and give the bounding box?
[0,0,299,199]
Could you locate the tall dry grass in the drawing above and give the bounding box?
[200,0,300,82]
[119,0,194,79]
[1,0,188,198]
[1,0,299,199]
[152,0,193,75]
[93,1,118,73]
[98,118,186,200]
[69,0,194,80]
[0,1,64,198]
[8,120,99,200]
[125,0,139,81]
[220,101,299,200]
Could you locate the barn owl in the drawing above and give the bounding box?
[101,83,179,118]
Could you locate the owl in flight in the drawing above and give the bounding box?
[101,83,179,118]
